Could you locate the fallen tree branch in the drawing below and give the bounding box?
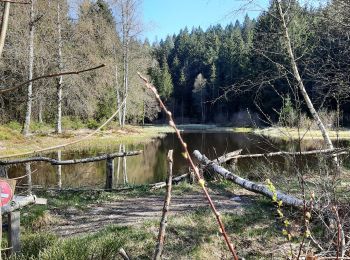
[193,150,304,208]
[150,173,189,189]
[214,149,242,164]
[0,150,142,165]
[227,148,347,160]
[154,150,173,260]
[0,64,105,94]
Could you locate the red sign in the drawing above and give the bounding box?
[0,180,14,206]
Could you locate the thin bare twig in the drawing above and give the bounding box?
[137,72,239,259]
[0,64,105,94]
[154,150,173,260]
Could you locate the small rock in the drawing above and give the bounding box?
[230,196,241,201]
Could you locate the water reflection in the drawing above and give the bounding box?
[7,132,338,188]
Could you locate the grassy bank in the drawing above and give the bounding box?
[255,126,350,141]
[0,124,174,157]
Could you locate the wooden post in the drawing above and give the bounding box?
[154,150,173,260]
[8,211,21,254]
[105,156,114,190]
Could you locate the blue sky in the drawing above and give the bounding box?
[141,0,269,42]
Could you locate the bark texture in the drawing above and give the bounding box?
[22,0,36,136]
[154,150,173,260]
[0,2,10,57]
[194,150,304,208]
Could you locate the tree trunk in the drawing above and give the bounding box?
[38,99,43,124]
[22,0,36,137]
[115,64,122,126]
[193,150,305,208]
[122,41,129,127]
[121,2,130,128]
[276,1,334,152]
[55,1,63,134]
[0,2,10,58]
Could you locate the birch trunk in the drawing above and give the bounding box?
[115,64,122,126]
[55,1,63,134]
[0,2,10,58]
[276,0,334,152]
[122,38,129,127]
[121,2,130,128]
[22,0,36,136]
[193,150,305,208]
[38,99,43,123]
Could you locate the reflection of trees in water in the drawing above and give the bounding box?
[119,138,164,184]
[116,144,128,185]
[25,163,32,194]
[57,150,62,189]
[8,132,337,188]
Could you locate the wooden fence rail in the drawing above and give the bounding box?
[0,150,142,165]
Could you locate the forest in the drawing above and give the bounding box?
[0,0,349,129]
[1,0,350,259]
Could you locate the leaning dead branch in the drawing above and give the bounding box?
[193,150,305,208]
[154,150,174,260]
[0,64,105,94]
[275,0,336,159]
[138,72,239,259]
[223,148,347,161]
[150,173,189,190]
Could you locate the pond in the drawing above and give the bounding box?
[7,131,335,189]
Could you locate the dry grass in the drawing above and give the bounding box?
[255,127,350,141]
[0,125,174,157]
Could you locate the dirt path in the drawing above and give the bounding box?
[50,191,254,237]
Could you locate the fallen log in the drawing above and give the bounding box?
[193,150,304,208]
[1,195,47,215]
[227,148,347,160]
[214,149,242,164]
[150,173,189,189]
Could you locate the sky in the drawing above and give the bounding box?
[141,0,269,42]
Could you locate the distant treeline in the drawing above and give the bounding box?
[149,0,350,126]
[1,0,349,128]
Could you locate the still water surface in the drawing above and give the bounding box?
[8,132,327,188]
